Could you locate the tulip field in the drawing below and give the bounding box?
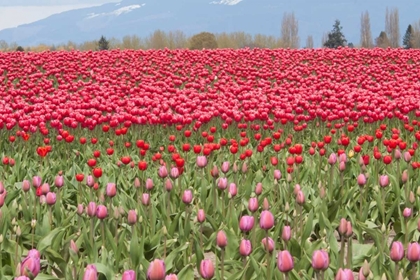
[2,47,420,280]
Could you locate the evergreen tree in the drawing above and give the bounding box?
[15,46,24,52]
[324,20,347,48]
[98,35,109,51]
[403,24,414,49]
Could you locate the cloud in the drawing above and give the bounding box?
[210,0,243,5]
[0,0,118,6]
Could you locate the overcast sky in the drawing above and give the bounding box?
[0,1,118,30]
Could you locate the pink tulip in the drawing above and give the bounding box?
[128,210,137,225]
[312,250,329,271]
[122,270,136,280]
[274,169,282,180]
[407,242,420,262]
[83,264,97,280]
[241,162,248,173]
[221,161,230,173]
[146,178,154,190]
[217,177,227,190]
[328,153,337,165]
[216,230,227,248]
[20,249,41,278]
[165,179,173,192]
[239,239,252,256]
[134,177,141,188]
[96,205,108,219]
[394,149,401,160]
[142,193,150,206]
[32,176,41,188]
[261,237,275,253]
[390,241,404,262]
[15,276,30,280]
[211,166,219,178]
[255,183,263,195]
[259,210,274,230]
[281,225,291,242]
[182,189,193,204]
[87,175,94,187]
[357,174,366,186]
[147,259,166,280]
[379,175,389,187]
[199,259,214,279]
[338,218,348,236]
[40,183,50,194]
[404,151,412,162]
[196,156,207,168]
[165,274,178,280]
[70,240,78,254]
[158,165,168,178]
[55,175,64,188]
[339,161,346,172]
[170,167,179,179]
[335,268,354,280]
[46,192,56,205]
[277,250,294,273]
[197,209,206,223]
[229,183,237,197]
[106,183,117,198]
[239,215,254,232]
[403,207,412,218]
[87,202,96,217]
[248,197,258,212]
[296,190,305,205]
[22,180,31,192]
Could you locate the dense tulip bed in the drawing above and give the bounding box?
[1,48,420,279]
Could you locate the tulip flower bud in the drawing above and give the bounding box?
[241,162,248,173]
[31,219,37,229]
[319,186,326,199]
[357,174,367,186]
[407,242,420,262]
[335,268,354,280]
[239,239,252,256]
[261,237,275,253]
[196,156,207,168]
[339,161,346,172]
[394,149,401,160]
[77,204,84,216]
[217,177,227,190]
[390,241,404,262]
[296,190,305,205]
[106,183,117,198]
[221,161,230,174]
[182,189,193,204]
[233,162,238,173]
[338,218,347,236]
[345,221,353,237]
[328,153,337,165]
[16,226,21,237]
[259,210,274,230]
[170,167,179,179]
[32,176,41,188]
[158,165,168,178]
[145,178,154,191]
[403,207,412,218]
[141,193,150,206]
[239,215,254,232]
[360,260,370,278]
[262,198,269,210]
[128,210,137,225]
[122,270,136,280]
[147,260,166,280]
[134,177,141,188]
[87,202,96,217]
[339,153,347,163]
[200,260,215,280]
[248,197,258,212]
[46,192,56,205]
[197,209,206,223]
[410,191,415,204]
[54,175,64,188]
[293,184,301,196]
[281,225,291,242]
[20,249,41,278]
[379,175,389,188]
[96,205,107,219]
[40,183,50,195]
[70,240,78,254]
[277,250,294,273]
[274,169,282,180]
[210,166,219,178]
[83,264,97,280]
[216,230,227,248]
[229,183,237,197]
[86,175,94,187]
[165,179,173,192]
[312,250,329,271]
[402,170,408,184]
[22,180,31,192]
[255,183,262,195]
[165,274,178,280]
[404,151,412,162]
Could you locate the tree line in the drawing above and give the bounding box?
[1,8,420,52]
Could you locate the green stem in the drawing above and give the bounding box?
[101,221,105,248]
[346,237,352,269]
[221,248,225,280]
[328,166,334,201]
[49,206,53,229]
[394,262,399,280]
[222,191,225,218]
[266,230,271,280]
[339,236,345,268]
[411,263,417,280]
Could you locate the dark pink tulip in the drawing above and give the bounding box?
[338,218,347,236]
[40,183,50,195]
[197,209,206,223]
[239,239,252,256]
[199,259,215,279]
[216,230,227,248]
[55,175,64,188]
[296,190,305,205]
[390,241,404,262]
[147,259,166,280]
[394,149,402,160]
[248,197,258,212]
[83,264,97,280]
[357,174,366,186]
[335,268,354,280]
[20,249,40,278]
[239,215,254,232]
[211,166,219,178]
[165,274,178,280]
[46,192,56,205]
[182,189,193,204]
[407,242,420,262]
[96,205,108,219]
[165,179,173,192]
[106,183,117,198]
[277,250,294,273]
[403,207,412,218]
[261,237,275,253]
[259,210,274,230]
[312,250,329,271]
[281,225,291,242]
[122,270,136,280]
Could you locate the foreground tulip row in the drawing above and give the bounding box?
[0,48,420,279]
